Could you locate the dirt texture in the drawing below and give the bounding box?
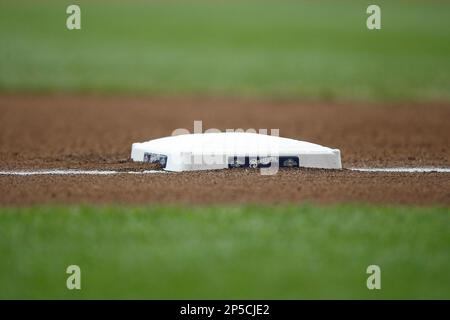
[0,94,449,205]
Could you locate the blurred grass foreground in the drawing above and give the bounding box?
[0,205,449,299]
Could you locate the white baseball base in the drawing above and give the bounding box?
[131,132,341,172]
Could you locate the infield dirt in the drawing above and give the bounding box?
[0,94,449,205]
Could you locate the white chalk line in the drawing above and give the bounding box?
[349,167,450,173]
[0,167,449,176]
[0,169,167,176]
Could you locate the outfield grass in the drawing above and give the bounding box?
[0,204,449,299]
[1,1,450,101]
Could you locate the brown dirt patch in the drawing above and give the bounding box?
[0,94,449,205]
[1,169,449,206]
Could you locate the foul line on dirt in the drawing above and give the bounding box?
[0,169,167,176]
[0,167,450,176]
[349,167,450,173]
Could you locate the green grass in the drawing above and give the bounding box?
[0,204,449,299]
[1,1,450,101]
